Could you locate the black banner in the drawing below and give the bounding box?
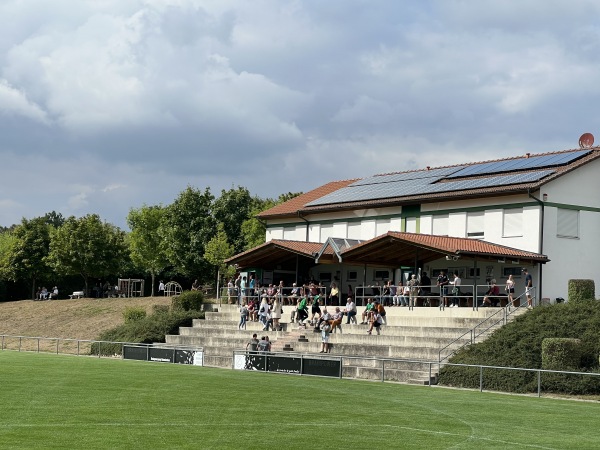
[302,357,340,377]
[242,353,340,377]
[123,345,202,366]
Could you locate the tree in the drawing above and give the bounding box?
[240,192,303,250]
[0,231,18,279]
[212,186,253,254]
[204,223,235,295]
[47,214,128,295]
[43,211,65,228]
[127,205,169,296]
[161,186,216,281]
[2,217,52,299]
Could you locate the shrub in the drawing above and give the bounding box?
[439,301,600,395]
[152,304,170,315]
[542,338,581,370]
[568,279,595,303]
[91,309,204,356]
[171,290,204,311]
[123,307,147,324]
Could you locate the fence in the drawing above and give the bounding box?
[0,334,202,362]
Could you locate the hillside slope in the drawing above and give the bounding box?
[0,297,172,340]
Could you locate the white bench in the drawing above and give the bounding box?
[69,291,84,299]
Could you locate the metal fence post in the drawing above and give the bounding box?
[56,339,59,354]
[19,336,22,352]
[480,366,483,392]
[339,356,343,379]
[300,354,303,376]
[37,338,40,353]
[77,340,80,356]
[429,362,432,387]
[381,359,385,382]
[538,370,541,398]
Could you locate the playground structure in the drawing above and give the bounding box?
[117,279,145,297]
[164,281,182,297]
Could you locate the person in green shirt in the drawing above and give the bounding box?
[297,296,308,323]
[360,298,374,324]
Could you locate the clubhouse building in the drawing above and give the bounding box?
[227,146,600,304]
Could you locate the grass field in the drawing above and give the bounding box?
[1,352,599,449]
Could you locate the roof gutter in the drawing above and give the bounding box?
[528,188,545,302]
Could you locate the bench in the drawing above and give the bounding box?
[69,291,84,299]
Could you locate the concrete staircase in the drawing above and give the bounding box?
[165,304,524,384]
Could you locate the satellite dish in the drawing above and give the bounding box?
[579,133,594,148]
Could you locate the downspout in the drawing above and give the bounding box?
[298,212,310,242]
[528,189,544,303]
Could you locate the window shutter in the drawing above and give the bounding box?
[557,208,579,238]
[467,212,484,238]
[432,215,449,236]
[503,209,522,237]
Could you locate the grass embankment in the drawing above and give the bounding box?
[0,296,172,340]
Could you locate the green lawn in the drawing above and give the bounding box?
[1,352,599,449]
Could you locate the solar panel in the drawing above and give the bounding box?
[350,166,464,186]
[306,170,555,206]
[447,150,590,179]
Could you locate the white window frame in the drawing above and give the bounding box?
[557,208,579,239]
[466,211,485,238]
[502,208,523,238]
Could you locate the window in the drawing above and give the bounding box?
[347,271,358,281]
[319,272,332,282]
[347,223,361,239]
[469,268,481,277]
[406,217,417,233]
[376,219,391,235]
[557,208,579,239]
[467,212,484,238]
[320,224,333,242]
[432,215,449,236]
[503,208,523,237]
[283,227,296,240]
[374,270,389,281]
[503,267,522,278]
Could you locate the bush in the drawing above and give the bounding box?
[439,301,600,394]
[91,309,204,356]
[171,290,204,311]
[568,279,595,303]
[152,304,170,315]
[123,307,147,324]
[542,338,581,370]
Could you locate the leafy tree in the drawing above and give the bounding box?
[161,186,216,281]
[43,211,65,228]
[127,205,169,296]
[240,192,302,250]
[47,214,128,295]
[212,186,253,254]
[0,231,18,279]
[204,223,235,292]
[2,217,52,299]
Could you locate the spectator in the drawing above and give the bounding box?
[408,274,420,308]
[247,299,257,322]
[258,298,270,328]
[158,280,165,297]
[330,307,343,334]
[310,296,322,326]
[344,297,357,324]
[239,302,249,330]
[227,278,235,304]
[420,272,431,294]
[523,268,534,309]
[329,282,339,305]
[437,271,450,308]
[272,297,282,331]
[40,287,48,300]
[449,272,461,307]
[401,282,410,307]
[382,281,392,306]
[375,301,387,325]
[367,310,383,335]
[360,298,374,324]
[191,279,200,291]
[481,280,501,307]
[246,333,259,352]
[392,282,403,306]
[257,336,271,352]
[296,296,309,324]
[49,286,59,300]
[506,275,515,308]
[314,308,331,333]
[320,322,331,353]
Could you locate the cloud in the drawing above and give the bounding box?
[1,0,600,229]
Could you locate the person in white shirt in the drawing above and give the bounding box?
[158,280,165,296]
[344,297,357,324]
[449,272,461,307]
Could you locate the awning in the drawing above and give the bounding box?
[225,240,329,269]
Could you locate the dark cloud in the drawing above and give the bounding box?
[0,0,599,228]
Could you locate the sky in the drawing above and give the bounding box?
[2,0,600,229]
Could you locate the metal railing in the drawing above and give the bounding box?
[438,288,537,363]
[231,348,600,398]
[0,334,201,359]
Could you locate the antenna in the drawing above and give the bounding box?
[579,133,594,149]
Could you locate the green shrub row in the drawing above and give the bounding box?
[91,305,204,356]
[171,290,204,311]
[439,300,600,395]
[542,338,581,370]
